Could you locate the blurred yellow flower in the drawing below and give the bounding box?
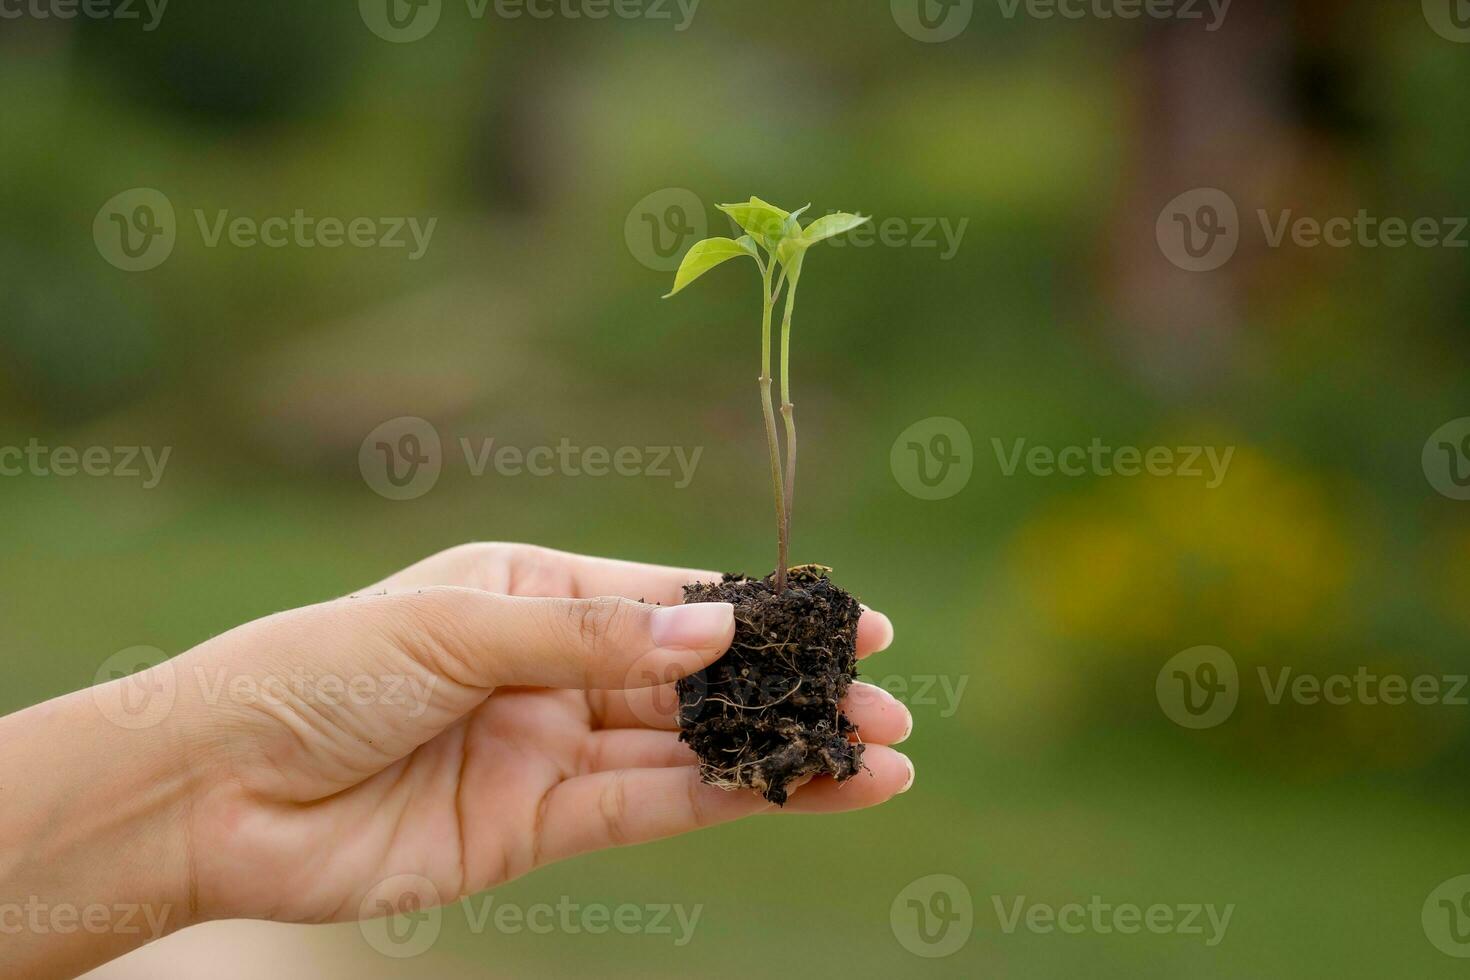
[1010,444,1354,649]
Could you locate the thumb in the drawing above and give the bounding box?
[369,587,735,691]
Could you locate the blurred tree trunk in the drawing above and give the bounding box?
[1107,0,1369,390]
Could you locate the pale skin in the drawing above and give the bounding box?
[0,543,913,979]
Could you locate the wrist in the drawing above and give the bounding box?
[0,661,201,976]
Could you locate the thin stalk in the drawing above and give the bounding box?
[777,277,801,592]
[758,261,788,593]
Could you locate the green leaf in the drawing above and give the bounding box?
[800,212,870,245]
[718,197,793,250]
[782,203,812,240]
[662,236,758,298]
[776,236,808,285]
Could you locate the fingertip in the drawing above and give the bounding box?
[779,745,913,812]
[898,751,915,793]
[857,608,894,656]
[650,601,735,653]
[843,682,913,745]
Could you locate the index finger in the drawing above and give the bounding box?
[362,542,722,605]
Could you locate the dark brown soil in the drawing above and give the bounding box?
[677,565,865,805]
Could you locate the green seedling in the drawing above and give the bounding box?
[663,197,870,593]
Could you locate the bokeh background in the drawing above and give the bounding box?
[4,1,1470,976]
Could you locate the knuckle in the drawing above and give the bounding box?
[597,771,632,847]
[685,770,708,828]
[387,588,484,686]
[569,596,633,654]
[445,542,525,592]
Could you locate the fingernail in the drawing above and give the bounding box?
[898,754,915,793]
[652,602,734,650]
[897,707,913,745]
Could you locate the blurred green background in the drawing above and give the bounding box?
[4,1,1470,976]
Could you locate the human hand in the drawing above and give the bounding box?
[3,544,912,976]
[181,545,912,906]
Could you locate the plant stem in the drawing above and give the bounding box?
[777,277,800,592]
[759,262,788,593]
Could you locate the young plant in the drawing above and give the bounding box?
[661,197,874,805]
[663,196,870,593]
